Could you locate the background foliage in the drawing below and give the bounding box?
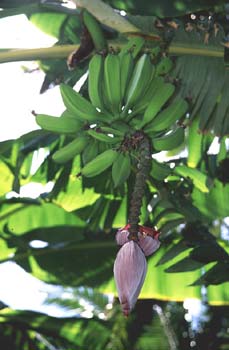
[0,0,229,349]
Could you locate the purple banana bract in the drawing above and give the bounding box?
[113,240,147,316]
[114,224,161,315]
[116,225,161,256]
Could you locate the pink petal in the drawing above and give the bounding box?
[113,241,147,316]
[137,234,161,256]
[116,229,129,246]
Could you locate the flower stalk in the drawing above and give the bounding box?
[113,133,161,316]
[128,133,151,240]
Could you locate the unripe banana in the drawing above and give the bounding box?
[119,51,134,102]
[152,127,185,151]
[141,83,175,128]
[145,98,188,133]
[60,84,107,123]
[131,77,164,116]
[81,149,118,177]
[82,10,107,50]
[61,109,81,121]
[124,53,154,111]
[82,140,99,165]
[112,152,131,187]
[87,129,122,144]
[119,37,145,59]
[112,121,131,133]
[104,53,122,114]
[88,54,106,111]
[100,126,125,137]
[52,136,88,163]
[150,158,171,181]
[36,114,82,134]
[155,57,173,76]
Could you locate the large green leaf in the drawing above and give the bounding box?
[2,207,229,303]
[0,202,85,235]
[0,0,38,7]
[165,257,205,272]
[0,308,88,348]
[125,1,227,17]
[0,161,14,197]
[100,244,229,304]
[30,12,81,41]
[192,179,229,219]
[172,54,229,136]
[191,262,229,286]
[30,12,68,39]
[174,165,212,192]
[207,282,229,305]
[0,238,15,261]
[55,171,100,212]
[0,2,39,19]
[16,235,117,287]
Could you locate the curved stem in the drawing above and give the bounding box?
[0,45,79,63]
[0,40,225,64]
[128,134,151,241]
[168,44,224,57]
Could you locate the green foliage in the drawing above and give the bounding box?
[1,1,229,349]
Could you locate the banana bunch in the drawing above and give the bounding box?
[35,37,189,186]
[86,41,188,144]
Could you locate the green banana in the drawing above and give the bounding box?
[100,126,125,137]
[141,83,175,128]
[52,136,88,163]
[119,51,134,101]
[131,76,164,116]
[88,54,106,111]
[150,158,171,181]
[155,57,173,76]
[104,53,122,114]
[82,10,106,50]
[112,152,131,187]
[145,98,188,133]
[61,110,86,131]
[119,37,145,59]
[81,149,118,177]
[60,84,107,123]
[61,110,79,120]
[36,114,82,134]
[187,117,203,168]
[82,140,99,164]
[152,127,185,151]
[124,54,153,110]
[87,129,122,143]
[112,121,131,133]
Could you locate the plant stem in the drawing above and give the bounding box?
[0,41,225,64]
[0,45,79,63]
[168,44,224,57]
[128,133,151,241]
[153,304,179,350]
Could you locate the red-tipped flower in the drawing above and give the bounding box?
[116,224,161,256]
